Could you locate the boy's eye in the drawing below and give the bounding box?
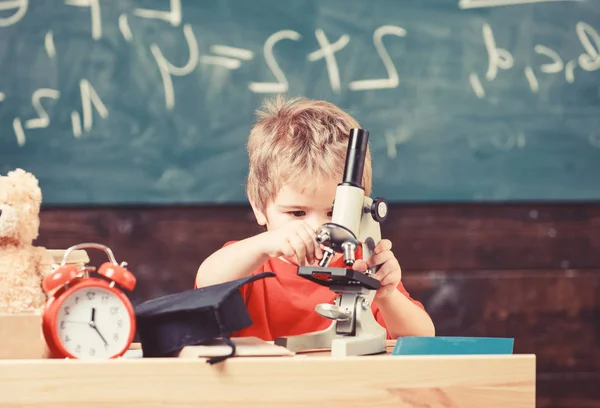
[327,211,333,217]
[290,211,305,217]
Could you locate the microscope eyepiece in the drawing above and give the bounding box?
[341,128,369,189]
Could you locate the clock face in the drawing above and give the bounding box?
[55,286,132,359]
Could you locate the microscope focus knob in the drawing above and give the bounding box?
[370,197,388,223]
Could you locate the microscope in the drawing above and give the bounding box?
[274,128,389,357]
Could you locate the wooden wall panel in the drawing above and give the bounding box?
[402,270,600,374]
[537,375,600,408]
[38,203,600,276]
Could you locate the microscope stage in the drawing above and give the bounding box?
[297,266,381,290]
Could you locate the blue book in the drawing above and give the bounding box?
[392,336,514,356]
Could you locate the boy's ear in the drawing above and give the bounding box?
[249,197,267,226]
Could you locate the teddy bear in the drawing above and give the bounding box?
[0,168,49,314]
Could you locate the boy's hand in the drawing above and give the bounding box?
[261,220,323,265]
[352,239,401,299]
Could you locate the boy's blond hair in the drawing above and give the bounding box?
[246,96,372,213]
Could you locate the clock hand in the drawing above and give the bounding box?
[89,308,108,346]
[93,325,109,346]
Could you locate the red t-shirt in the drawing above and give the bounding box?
[197,241,425,341]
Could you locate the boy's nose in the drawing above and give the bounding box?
[308,218,328,232]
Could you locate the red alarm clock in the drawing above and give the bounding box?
[42,243,137,359]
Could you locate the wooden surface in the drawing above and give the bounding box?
[0,354,535,408]
[35,202,600,407]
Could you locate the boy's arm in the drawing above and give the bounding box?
[376,290,435,338]
[195,234,271,288]
[196,220,322,288]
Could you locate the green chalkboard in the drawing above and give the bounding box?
[0,0,599,204]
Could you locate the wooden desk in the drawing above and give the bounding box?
[0,351,535,407]
[0,316,535,407]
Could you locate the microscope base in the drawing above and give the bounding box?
[274,322,336,354]
[274,291,387,357]
[330,330,387,358]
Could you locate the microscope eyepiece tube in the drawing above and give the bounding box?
[342,128,369,189]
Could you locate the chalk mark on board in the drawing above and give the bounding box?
[565,60,576,82]
[79,79,108,132]
[45,31,56,59]
[210,45,254,61]
[0,0,28,27]
[12,117,25,146]
[385,133,398,158]
[589,133,600,148]
[65,0,102,40]
[576,21,600,71]
[482,23,514,81]
[249,30,302,94]
[151,24,199,109]
[308,29,350,93]
[384,128,412,159]
[71,111,82,138]
[119,14,133,42]
[459,0,583,9]
[349,25,407,91]
[25,89,60,129]
[0,92,4,102]
[469,73,486,98]
[200,56,242,70]
[524,66,539,93]
[534,45,564,73]
[134,0,181,27]
[201,45,253,70]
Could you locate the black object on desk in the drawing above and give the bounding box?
[134,272,275,363]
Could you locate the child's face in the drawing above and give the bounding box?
[256,178,338,233]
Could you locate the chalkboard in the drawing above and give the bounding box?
[0,0,599,205]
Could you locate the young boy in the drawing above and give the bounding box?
[195,96,434,340]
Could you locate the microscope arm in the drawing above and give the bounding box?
[357,197,380,270]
